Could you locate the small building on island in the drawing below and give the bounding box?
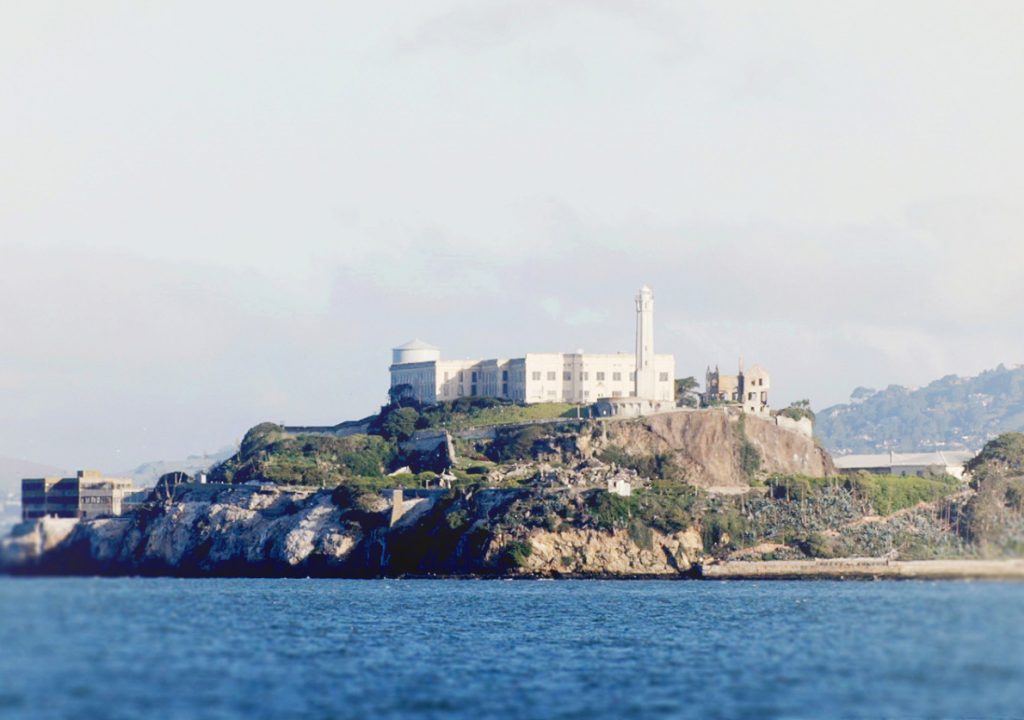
[833,451,974,481]
[21,470,140,521]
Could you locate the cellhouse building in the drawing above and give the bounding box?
[389,286,675,407]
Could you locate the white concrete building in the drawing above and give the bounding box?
[389,287,676,406]
[833,451,974,481]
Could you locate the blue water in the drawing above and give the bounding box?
[0,579,1022,719]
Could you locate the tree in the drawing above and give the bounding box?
[380,407,420,442]
[675,377,700,406]
[779,400,816,422]
[388,383,417,407]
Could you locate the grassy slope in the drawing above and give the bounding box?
[437,403,579,430]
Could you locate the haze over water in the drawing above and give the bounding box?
[1,578,1022,719]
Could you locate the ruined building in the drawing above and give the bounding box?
[703,361,771,416]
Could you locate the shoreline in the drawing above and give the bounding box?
[4,558,1024,581]
[698,558,1024,581]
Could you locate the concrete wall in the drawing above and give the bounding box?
[774,415,813,438]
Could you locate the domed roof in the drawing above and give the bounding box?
[393,339,439,351]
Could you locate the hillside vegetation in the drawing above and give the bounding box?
[817,364,1024,454]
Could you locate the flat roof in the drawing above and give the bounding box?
[834,451,975,469]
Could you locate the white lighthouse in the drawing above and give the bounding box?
[634,284,657,399]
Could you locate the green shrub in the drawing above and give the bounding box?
[488,425,546,463]
[445,509,469,530]
[734,415,762,479]
[586,490,633,531]
[767,474,837,502]
[701,507,752,552]
[627,519,654,550]
[501,540,533,569]
[796,532,836,558]
[379,407,421,441]
[844,472,960,516]
[597,447,683,481]
[967,433,1024,476]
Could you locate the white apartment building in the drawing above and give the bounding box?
[389,286,676,405]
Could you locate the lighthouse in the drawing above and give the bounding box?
[634,285,657,399]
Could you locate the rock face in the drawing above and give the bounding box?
[0,517,79,568]
[2,485,368,576]
[518,527,702,577]
[0,411,841,578]
[1,477,711,578]
[2,482,702,578]
[597,410,834,487]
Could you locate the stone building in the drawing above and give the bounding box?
[389,286,675,406]
[21,470,138,521]
[703,361,771,416]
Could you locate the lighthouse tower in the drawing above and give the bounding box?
[634,285,657,399]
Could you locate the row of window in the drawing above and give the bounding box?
[443,370,523,383]
[528,371,670,383]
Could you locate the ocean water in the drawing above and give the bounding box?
[0,578,1022,720]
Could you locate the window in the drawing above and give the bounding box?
[547,371,557,381]
[581,372,588,381]
[659,372,669,382]
[596,372,605,381]
[502,370,508,381]
[471,371,477,382]
[748,392,755,401]
[612,390,622,398]
[502,382,509,395]
[472,384,478,395]
[563,371,572,381]
[532,371,541,381]
[458,371,464,381]
[458,385,464,396]
[629,371,636,381]
[613,372,622,381]
[761,391,767,402]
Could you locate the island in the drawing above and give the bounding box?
[4,397,1023,580]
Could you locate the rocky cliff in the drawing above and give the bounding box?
[0,481,707,578]
[590,410,834,487]
[9,415,1015,580]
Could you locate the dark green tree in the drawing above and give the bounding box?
[380,407,421,442]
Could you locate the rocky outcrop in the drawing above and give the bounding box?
[2,485,368,576]
[0,479,712,578]
[0,517,79,568]
[597,410,834,487]
[515,526,703,577]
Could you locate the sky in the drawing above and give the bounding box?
[2,1,1023,470]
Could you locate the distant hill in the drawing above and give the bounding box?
[120,446,237,487]
[817,365,1024,455]
[0,457,68,497]
[0,446,237,497]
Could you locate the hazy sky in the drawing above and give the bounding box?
[2,1,1023,470]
